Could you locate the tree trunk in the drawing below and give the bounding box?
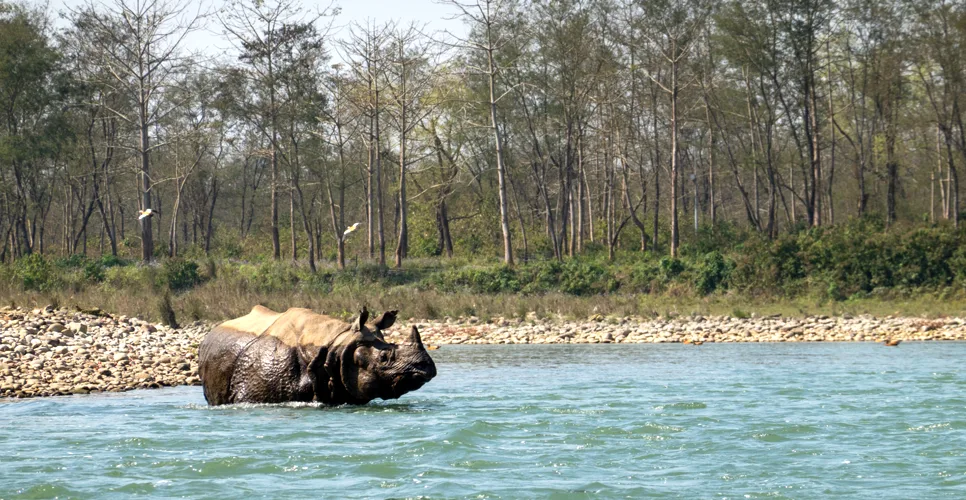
[487,41,513,265]
[290,186,297,260]
[395,113,408,267]
[651,81,661,252]
[669,53,679,258]
[375,84,386,267]
[205,178,218,254]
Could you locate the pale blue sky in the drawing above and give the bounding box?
[42,0,466,58]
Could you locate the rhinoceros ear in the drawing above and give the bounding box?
[351,307,370,331]
[373,310,398,330]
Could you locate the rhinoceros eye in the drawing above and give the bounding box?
[378,350,390,363]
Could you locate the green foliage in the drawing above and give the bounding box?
[15,253,56,291]
[219,239,243,259]
[723,220,966,300]
[157,259,202,292]
[236,261,304,292]
[627,259,662,293]
[430,258,619,296]
[695,251,733,295]
[684,221,748,257]
[434,265,521,294]
[658,257,685,281]
[82,260,105,283]
[520,259,618,296]
[55,254,90,269]
[5,220,966,305]
[104,264,155,290]
[408,207,442,258]
[99,254,125,268]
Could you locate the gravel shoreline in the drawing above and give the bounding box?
[3,306,966,399]
[1,306,204,399]
[393,313,966,346]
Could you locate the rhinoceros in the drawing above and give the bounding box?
[198,305,436,406]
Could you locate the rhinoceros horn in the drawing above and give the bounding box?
[407,325,424,349]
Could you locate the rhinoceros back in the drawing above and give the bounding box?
[199,306,321,405]
[198,326,257,405]
[199,306,285,405]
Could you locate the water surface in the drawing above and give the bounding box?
[2,343,965,498]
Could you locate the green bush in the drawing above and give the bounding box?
[55,254,90,269]
[433,265,520,294]
[626,259,661,293]
[99,254,125,268]
[658,257,685,281]
[438,258,619,296]
[83,261,105,282]
[695,251,733,295]
[16,254,56,291]
[203,258,217,280]
[520,260,563,294]
[220,239,243,259]
[238,261,305,292]
[555,260,618,296]
[158,259,202,291]
[528,259,618,295]
[4,219,966,303]
[104,265,154,289]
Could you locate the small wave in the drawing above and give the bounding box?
[189,401,327,410]
[907,422,951,432]
[631,422,685,433]
[653,402,707,410]
[182,400,433,414]
[195,456,280,476]
[10,483,75,499]
[752,432,790,442]
[549,408,605,415]
[450,459,505,470]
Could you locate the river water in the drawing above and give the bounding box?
[1,343,965,498]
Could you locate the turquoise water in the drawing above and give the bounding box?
[2,343,965,499]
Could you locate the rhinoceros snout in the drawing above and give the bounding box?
[420,362,437,381]
[389,359,436,398]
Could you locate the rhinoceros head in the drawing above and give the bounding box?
[320,308,436,404]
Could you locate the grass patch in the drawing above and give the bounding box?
[5,220,966,322]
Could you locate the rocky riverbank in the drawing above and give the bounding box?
[0,306,204,399]
[3,306,966,399]
[389,313,966,345]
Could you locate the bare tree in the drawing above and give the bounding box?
[444,0,516,265]
[318,64,354,269]
[342,21,393,266]
[77,0,203,262]
[385,24,440,267]
[220,0,326,260]
[634,0,710,257]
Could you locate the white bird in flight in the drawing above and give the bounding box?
[138,209,154,220]
[343,222,361,237]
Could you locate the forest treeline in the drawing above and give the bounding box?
[2,0,966,271]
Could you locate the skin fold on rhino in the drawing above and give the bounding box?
[198,306,436,406]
